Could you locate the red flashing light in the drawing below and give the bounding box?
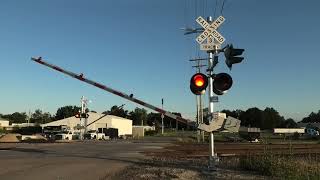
[190,73,208,95]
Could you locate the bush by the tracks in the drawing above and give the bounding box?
[145,130,157,136]
[0,128,6,134]
[239,153,320,179]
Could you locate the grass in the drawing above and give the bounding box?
[0,128,6,134]
[152,130,195,137]
[239,153,320,179]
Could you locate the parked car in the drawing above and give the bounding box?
[84,130,106,140]
[55,131,80,140]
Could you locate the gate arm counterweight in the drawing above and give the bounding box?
[31,57,190,125]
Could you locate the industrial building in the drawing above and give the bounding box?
[41,112,132,137]
[0,118,9,129]
[273,128,305,134]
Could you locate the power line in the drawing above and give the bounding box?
[205,0,208,17]
[213,0,218,19]
[220,0,226,16]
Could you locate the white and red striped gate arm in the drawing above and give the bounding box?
[31,57,190,125]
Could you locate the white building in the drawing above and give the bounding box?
[273,128,305,134]
[11,123,36,127]
[0,118,9,128]
[41,112,132,136]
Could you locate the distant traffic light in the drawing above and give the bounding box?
[75,113,80,118]
[75,113,89,118]
[190,73,208,95]
[81,113,89,118]
[224,44,244,70]
[212,73,233,95]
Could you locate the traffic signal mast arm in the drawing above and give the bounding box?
[31,57,189,125]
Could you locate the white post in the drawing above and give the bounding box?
[207,16,218,170]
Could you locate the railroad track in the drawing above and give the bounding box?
[150,143,320,157]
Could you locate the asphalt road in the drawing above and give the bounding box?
[0,140,170,180]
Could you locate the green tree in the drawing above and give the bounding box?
[146,112,161,126]
[301,110,320,123]
[8,112,27,124]
[103,105,128,118]
[55,106,81,120]
[30,109,52,124]
[110,105,128,118]
[221,109,244,118]
[281,118,298,128]
[129,108,147,125]
[262,107,285,129]
[238,107,285,129]
[239,107,263,128]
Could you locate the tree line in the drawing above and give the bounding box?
[1,105,319,130]
[0,105,184,129]
[220,107,320,130]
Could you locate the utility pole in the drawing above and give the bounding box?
[80,96,90,140]
[28,110,31,126]
[191,60,206,143]
[161,98,164,134]
[200,95,205,142]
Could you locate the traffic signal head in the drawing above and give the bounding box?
[190,73,208,95]
[81,113,89,118]
[212,73,233,95]
[224,44,244,70]
[75,113,80,118]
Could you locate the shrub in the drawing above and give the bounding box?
[239,153,320,179]
[293,132,300,140]
[0,128,6,134]
[145,130,157,136]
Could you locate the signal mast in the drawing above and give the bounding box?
[184,14,245,170]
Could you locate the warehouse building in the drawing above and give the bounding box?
[0,118,9,129]
[41,112,132,137]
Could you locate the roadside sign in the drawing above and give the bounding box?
[161,114,164,119]
[209,96,219,103]
[196,16,225,45]
[200,44,221,51]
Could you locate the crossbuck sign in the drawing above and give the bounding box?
[196,16,226,47]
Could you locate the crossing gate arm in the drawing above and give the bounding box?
[31,57,192,126]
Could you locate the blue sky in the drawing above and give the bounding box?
[0,0,319,121]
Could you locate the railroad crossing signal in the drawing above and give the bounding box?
[212,73,233,95]
[224,44,245,70]
[190,73,208,95]
[75,113,80,118]
[75,112,89,118]
[196,16,225,45]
